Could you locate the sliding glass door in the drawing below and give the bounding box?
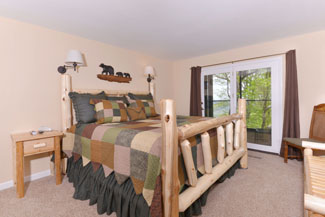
[201,56,283,153]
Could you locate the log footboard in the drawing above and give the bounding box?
[179,146,245,212]
[303,141,325,217]
[160,99,247,217]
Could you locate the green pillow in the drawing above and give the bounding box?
[69,91,106,124]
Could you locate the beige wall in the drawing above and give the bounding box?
[172,31,325,138]
[0,17,173,184]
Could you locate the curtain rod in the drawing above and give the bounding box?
[200,51,288,68]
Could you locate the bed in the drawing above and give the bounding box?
[60,74,248,217]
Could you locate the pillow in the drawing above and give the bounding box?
[126,107,146,121]
[127,93,157,117]
[129,100,157,118]
[127,93,153,101]
[106,95,129,106]
[69,91,107,124]
[90,99,128,124]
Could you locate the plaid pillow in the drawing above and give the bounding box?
[90,99,128,123]
[129,99,157,118]
[127,93,158,118]
[126,107,146,121]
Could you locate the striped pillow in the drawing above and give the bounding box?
[90,99,128,123]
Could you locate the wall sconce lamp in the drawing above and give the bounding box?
[144,66,155,92]
[58,50,84,74]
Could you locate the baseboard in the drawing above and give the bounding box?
[0,180,13,191]
[0,169,51,191]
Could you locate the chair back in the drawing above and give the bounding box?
[309,104,325,142]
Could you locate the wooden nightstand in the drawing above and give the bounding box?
[11,131,63,198]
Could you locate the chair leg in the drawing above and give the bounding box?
[284,141,288,163]
[300,148,304,160]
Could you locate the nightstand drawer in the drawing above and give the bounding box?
[24,138,54,156]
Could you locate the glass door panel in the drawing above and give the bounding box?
[237,68,272,146]
[233,57,283,153]
[203,73,231,117]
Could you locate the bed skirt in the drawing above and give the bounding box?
[66,155,241,217]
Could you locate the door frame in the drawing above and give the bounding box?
[201,56,283,154]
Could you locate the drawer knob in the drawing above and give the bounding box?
[33,143,46,148]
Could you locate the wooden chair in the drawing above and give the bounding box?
[303,141,325,217]
[283,104,325,163]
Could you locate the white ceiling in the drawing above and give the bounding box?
[1,0,325,60]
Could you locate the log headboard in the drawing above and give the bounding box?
[61,74,154,131]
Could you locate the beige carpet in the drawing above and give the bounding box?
[0,150,303,217]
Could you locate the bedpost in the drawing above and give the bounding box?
[160,99,179,217]
[52,74,71,176]
[238,99,247,169]
[61,74,72,131]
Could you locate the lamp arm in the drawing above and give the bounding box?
[65,65,74,69]
[147,74,155,83]
[72,62,77,71]
[57,63,78,74]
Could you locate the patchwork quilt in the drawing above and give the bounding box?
[63,115,219,207]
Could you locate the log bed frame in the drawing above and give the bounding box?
[60,74,248,217]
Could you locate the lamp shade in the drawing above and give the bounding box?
[144,66,155,76]
[65,50,84,66]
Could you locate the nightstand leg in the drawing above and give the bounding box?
[50,155,55,176]
[16,141,24,198]
[54,136,62,185]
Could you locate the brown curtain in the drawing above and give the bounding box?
[280,50,301,157]
[190,66,202,116]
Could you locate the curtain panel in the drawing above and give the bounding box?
[190,66,202,116]
[280,50,301,157]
